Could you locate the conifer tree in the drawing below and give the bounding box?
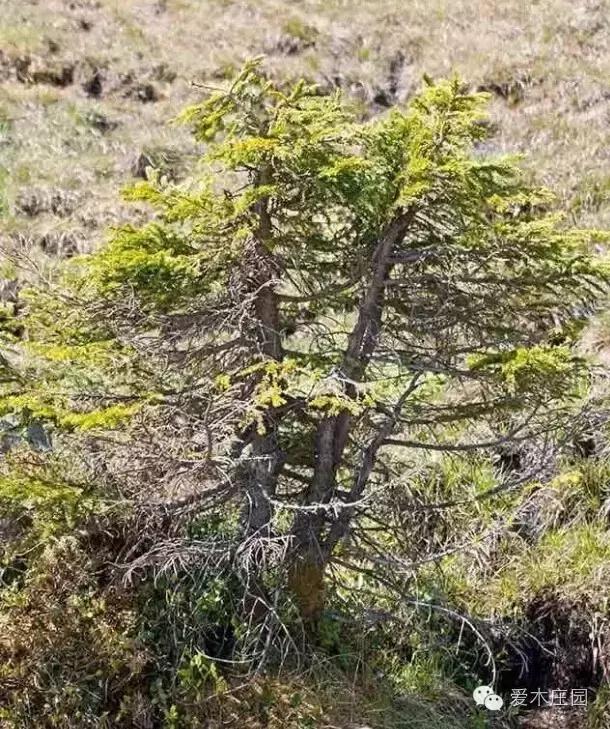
[2,60,607,639]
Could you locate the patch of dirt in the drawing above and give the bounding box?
[15,189,81,218]
[39,231,82,258]
[478,72,539,106]
[0,0,607,258]
[130,146,184,181]
[124,81,160,103]
[1,54,76,86]
[493,593,608,729]
[82,68,103,97]
[497,593,603,692]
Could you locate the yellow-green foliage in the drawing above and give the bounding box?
[468,345,588,396]
[0,393,138,431]
[59,403,140,431]
[0,473,83,513]
[87,223,204,309]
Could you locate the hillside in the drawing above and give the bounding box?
[0,0,608,259]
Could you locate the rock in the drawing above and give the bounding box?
[0,418,52,455]
[27,421,52,451]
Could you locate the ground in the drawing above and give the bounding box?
[0,0,608,267]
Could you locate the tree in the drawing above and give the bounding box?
[2,61,607,646]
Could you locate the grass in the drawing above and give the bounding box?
[425,457,610,620]
[0,0,607,263]
[481,523,610,612]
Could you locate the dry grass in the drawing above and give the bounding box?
[0,0,608,262]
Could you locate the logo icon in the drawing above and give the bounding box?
[473,685,504,711]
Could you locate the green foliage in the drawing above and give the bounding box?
[87,223,204,310]
[424,454,610,619]
[0,394,138,431]
[468,344,587,396]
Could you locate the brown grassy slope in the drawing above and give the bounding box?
[0,0,608,261]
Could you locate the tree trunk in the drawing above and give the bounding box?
[287,553,326,623]
[287,213,413,622]
[242,165,283,537]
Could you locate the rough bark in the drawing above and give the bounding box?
[242,167,283,539]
